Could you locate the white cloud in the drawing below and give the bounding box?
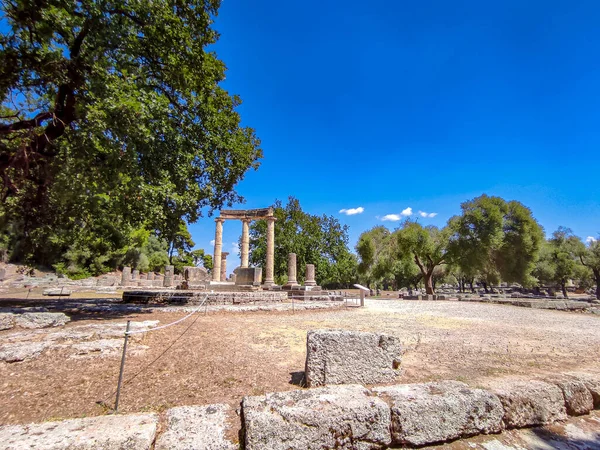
[381,207,413,222]
[210,239,215,246]
[339,207,364,215]
[231,242,240,254]
[418,211,438,218]
[586,236,597,244]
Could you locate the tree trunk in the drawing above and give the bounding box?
[469,280,475,293]
[168,242,174,264]
[561,281,568,298]
[595,270,600,300]
[482,282,488,293]
[424,272,434,295]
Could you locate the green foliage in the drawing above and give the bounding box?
[533,227,586,297]
[248,197,357,288]
[580,237,600,299]
[394,221,451,294]
[0,0,261,272]
[447,195,544,288]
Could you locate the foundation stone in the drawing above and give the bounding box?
[492,380,567,428]
[155,404,236,450]
[374,381,504,447]
[0,413,158,449]
[242,384,391,450]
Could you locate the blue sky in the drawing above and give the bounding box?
[189,0,600,270]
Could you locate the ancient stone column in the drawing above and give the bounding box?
[132,269,139,281]
[121,266,131,286]
[164,265,174,287]
[212,218,225,282]
[305,264,317,286]
[264,216,276,286]
[241,219,251,268]
[220,252,229,282]
[284,253,299,288]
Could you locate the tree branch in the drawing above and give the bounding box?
[0,112,53,134]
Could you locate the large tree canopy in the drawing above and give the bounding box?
[447,195,544,289]
[0,0,262,270]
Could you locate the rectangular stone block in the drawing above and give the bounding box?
[242,384,391,450]
[156,404,236,450]
[0,413,158,449]
[305,329,402,387]
[491,380,567,428]
[374,381,503,447]
[234,267,262,286]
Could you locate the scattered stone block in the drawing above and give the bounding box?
[14,312,70,329]
[491,380,567,428]
[242,384,391,450]
[0,413,158,449]
[0,313,15,331]
[42,288,72,296]
[0,341,49,362]
[305,329,402,387]
[374,381,503,447]
[156,404,237,450]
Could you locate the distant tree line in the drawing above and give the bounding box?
[356,194,600,299]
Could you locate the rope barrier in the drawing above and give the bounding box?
[125,295,209,335]
[98,294,209,411]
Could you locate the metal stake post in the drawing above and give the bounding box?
[115,320,131,413]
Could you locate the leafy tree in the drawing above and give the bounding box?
[0,0,261,269]
[355,226,394,288]
[534,227,585,298]
[394,221,451,295]
[248,197,357,288]
[579,237,600,299]
[447,194,543,290]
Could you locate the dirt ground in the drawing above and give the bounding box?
[1,299,600,425]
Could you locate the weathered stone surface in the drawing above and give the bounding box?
[0,341,49,362]
[0,413,158,449]
[42,288,72,296]
[374,381,504,446]
[492,380,567,428]
[14,312,70,329]
[546,376,594,416]
[305,329,401,387]
[156,404,237,450]
[234,267,262,286]
[242,384,391,450]
[0,313,15,330]
[568,373,600,409]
